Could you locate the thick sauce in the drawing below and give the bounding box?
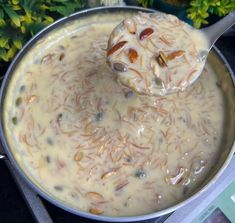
[4,15,224,216]
[107,12,208,95]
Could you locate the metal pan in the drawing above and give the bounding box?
[0,6,234,222]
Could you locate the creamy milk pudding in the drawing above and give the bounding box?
[4,14,224,217]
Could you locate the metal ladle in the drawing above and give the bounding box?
[110,11,235,95]
[202,11,235,51]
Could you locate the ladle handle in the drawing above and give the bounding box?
[202,11,235,50]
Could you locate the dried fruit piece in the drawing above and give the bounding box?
[59,53,65,61]
[155,77,165,87]
[156,51,168,67]
[74,151,83,161]
[12,117,18,125]
[139,28,154,40]
[15,97,22,106]
[113,62,128,72]
[107,41,127,56]
[167,50,185,60]
[128,48,138,63]
[85,192,104,202]
[89,207,104,215]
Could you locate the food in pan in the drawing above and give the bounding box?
[3,14,225,216]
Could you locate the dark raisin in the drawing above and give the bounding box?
[125,157,132,163]
[59,45,65,50]
[71,35,78,39]
[20,85,26,92]
[113,62,128,72]
[154,77,164,86]
[45,155,51,163]
[95,112,103,122]
[46,137,53,145]
[135,169,147,179]
[57,113,63,121]
[12,117,18,125]
[124,91,134,98]
[15,97,22,106]
[216,81,222,89]
[59,53,65,61]
[54,185,63,191]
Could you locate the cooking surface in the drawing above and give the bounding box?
[0,30,234,223]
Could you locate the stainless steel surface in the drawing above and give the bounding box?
[5,160,53,223]
[202,11,235,50]
[165,156,235,223]
[0,140,7,160]
[0,6,234,222]
[0,154,7,160]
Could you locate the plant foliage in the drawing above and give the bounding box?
[0,0,85,62]
[138,0,235,28]
[187,0,235,28]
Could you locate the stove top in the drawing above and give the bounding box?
[0,29,234,223]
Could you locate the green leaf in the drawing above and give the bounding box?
[7,46,17,59]
[0,9,4,19]
[43,15,54,23]
[12,37,22,49]
[3,6,21,27]
[12,5,21,11]
[49,6,70,16]
[0,48,9,62]
[0,37,9,48]
[11,0,20,5]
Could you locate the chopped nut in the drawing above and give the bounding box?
[124,19,136,34]
[89,207,104,215]
[27,95,38,104]
[128,48,138,63]
[115,180,129,191]
[167,50,185,60]
[85,192,104,202]
[156,51,168,67]
[101,170,117,179]
[139,28,154,40]
[107,41,127,56]
[74,151,84,161]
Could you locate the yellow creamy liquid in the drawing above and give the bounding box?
[4,16,224,216]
